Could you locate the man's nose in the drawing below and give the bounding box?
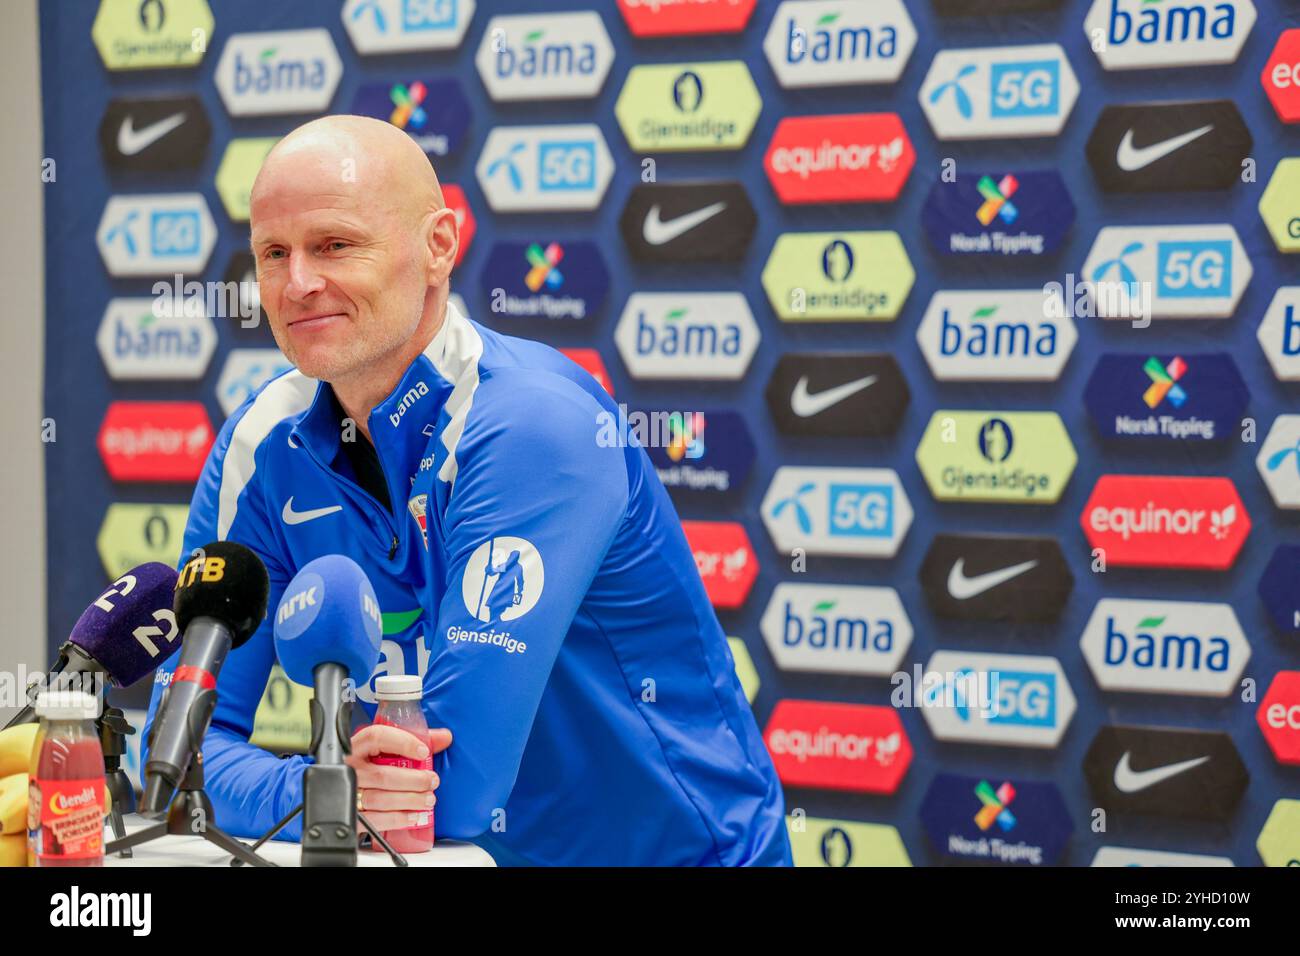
[284,252,326,301]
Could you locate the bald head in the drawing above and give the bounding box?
[252,114,444,229]
[247,114,460,396]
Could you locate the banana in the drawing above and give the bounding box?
[0,724,39,778]
[0,773,27,835]
[0,833,23,867]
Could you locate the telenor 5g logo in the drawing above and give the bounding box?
[919,43,1079,140]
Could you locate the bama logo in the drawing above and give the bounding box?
[1084,0,1256,71]
[922,171,1075,257]
[614,293,759,380]
[762,0,918,88]
[475,124,613,213]
[1081,224,1252,319]
[96,298,216,381]
[760,583,912,677]
[918,43,1079,140]
[1080,475,1250,570]
[920,774,1072,866]
[917,290,1076,382]
[476,12,614,101]
[454,536,543,653]
[1080,599,1250,697]
[760,466,913,558]
[1257,287,1300,380]
[764,113,914,204]
[681,521,758,609]
[763,700,912,794]
[1083,353,1250,442]
[387,381,430,427]
[214,30,342,117]
[480,240,609,321]
[921,651,1076,749]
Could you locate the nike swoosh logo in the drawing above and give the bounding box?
[281,497,342,525]
[642,201,727,245]
[790,375,878,418]
[1113,751,1210,794]
[1116,124,1213,172]
[946,557,1039,600]
[117,112,188,156]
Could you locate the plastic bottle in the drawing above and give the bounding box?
[367,675,433,854]
[28,690,105,867]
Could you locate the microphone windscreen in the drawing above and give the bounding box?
[273,555,383,686]
[68,562,182,686]
[174,541,270,647]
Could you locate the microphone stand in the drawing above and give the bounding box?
[98,705,135,857]
[105,751,276,867]
[234,674,408,867]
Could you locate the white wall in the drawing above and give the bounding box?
[0,0,46,725]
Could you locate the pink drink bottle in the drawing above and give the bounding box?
[367,675,433,853]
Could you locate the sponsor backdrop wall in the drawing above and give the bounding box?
[39,0,1300,865]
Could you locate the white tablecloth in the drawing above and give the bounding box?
[102,813,495,867]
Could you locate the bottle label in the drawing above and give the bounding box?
[29,777,105,861]
[370,754,433,829]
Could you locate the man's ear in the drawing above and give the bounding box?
[425,207,459,286]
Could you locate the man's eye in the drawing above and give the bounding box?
[326,240,348,251]
[264,248,285,260]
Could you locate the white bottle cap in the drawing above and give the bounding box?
[34,690,100,720]
[374,675,422,701]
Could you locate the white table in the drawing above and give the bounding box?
[103,813,495,867]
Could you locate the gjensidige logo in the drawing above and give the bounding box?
[455,535,544,654]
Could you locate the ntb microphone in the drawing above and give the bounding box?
[273,555,382,866]
[141,541,268,818]
[5,562,181,728]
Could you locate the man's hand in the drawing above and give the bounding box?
[346,725,453,834]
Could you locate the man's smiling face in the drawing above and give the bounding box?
[248,120,448,385]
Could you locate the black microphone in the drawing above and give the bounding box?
[4,563,181,729]
[141,541,268,818]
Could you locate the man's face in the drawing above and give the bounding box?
[249,153,430,383]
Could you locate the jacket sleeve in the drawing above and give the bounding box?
[139,405,308,842]
[423,377,629,839]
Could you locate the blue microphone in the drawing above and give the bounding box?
[273,555,383,865]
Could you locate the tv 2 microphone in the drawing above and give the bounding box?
[273,554,382,866]
[141,541,268,818]
[5,562,181,729]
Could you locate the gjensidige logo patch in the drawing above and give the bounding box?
[454,536,544,655]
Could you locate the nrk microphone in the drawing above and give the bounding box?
[141,541,269,818]
[273,555,383,866]
[5,562,181,729]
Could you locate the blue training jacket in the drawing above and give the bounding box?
[140,300,791,866]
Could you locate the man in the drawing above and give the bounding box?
[141,116,790,866]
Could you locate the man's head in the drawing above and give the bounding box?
[249,115,458,386]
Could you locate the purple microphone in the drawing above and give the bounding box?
[4,562,181,728]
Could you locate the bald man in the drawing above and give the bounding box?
[140,116,791,866]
